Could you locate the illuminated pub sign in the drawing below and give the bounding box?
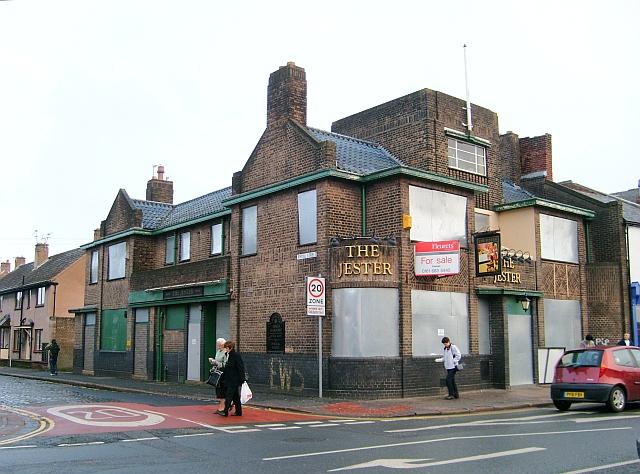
[474,232,501,277]
[330,238,399,283]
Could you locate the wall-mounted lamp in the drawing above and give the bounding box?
[520,296,531,312]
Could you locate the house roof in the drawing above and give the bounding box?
[0,247,85,294]
[130,187,232,231]
[502,179,538,204]
[560,181,640,225]
[308,128,405,175]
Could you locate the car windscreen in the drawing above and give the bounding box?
[558,350,603,368]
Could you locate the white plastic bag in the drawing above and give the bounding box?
[240,382,253,405]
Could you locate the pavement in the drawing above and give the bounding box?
[0,366,553,418]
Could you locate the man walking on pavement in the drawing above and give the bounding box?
[435,336,461,400]
[45,339,60,375]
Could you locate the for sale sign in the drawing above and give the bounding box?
[306,276,325,316]
[414,241,460,276]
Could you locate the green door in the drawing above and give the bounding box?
[201,303,217,381]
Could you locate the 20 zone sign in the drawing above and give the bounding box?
[306,277,325,316]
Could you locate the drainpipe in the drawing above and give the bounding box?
[155,308,164,381]
[361,185,367,236]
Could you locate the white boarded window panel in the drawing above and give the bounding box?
[332,288,399,357]
[409,186,467,246]
[544,299,581,349]
[411,290,469,356]
[540,214,578,263]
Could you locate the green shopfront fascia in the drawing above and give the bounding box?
[128,280,230,382]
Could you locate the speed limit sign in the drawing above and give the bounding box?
[306,276,325,316]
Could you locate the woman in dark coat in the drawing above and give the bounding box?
[216,340,246,417]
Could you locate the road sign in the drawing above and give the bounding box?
[306,276,325,316]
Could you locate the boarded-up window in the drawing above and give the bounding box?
[100,309,127,351]
[409,186,467,246]
[412,290,469,355]
[540,214,578,263]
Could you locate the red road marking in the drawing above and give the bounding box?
[34,403,326,436]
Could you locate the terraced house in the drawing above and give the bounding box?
[73,62,615,398]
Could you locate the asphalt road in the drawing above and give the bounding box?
[2,377,640,473]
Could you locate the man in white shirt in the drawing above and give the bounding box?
[617,333,632,346]
[435,336,462,400]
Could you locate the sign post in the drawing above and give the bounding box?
[307,276,325,398]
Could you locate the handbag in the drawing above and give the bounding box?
[206,369,223,387]
[456,364,464,371]
[240,381,253,404]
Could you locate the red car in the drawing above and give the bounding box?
[551,346,640,412]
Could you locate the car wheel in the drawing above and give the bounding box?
[553,400,572,411]
[607,386,626,412]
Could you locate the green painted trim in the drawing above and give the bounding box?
[364,167,488,193]
[494,198,595,218]
[476,287,544,297]
[82,229,150,249]
[130,294,229,308]
[69,306,98,314]
[128,280,229,306]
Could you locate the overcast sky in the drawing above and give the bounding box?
[1,0,638,265]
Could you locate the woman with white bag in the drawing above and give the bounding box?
[208,338,228,412]
[216,340,246,417]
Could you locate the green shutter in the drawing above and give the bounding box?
[165,305,186,330]
[100,309,127,351]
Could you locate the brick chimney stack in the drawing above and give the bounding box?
[15,257,26,269]
[34,243,49,268]
[267,62,307,127]
[0,260,10,275]
[520,134,553,181]
[146,165,174,204]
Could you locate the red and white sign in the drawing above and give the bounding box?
[414,241,460,276]
[306,276,325,316]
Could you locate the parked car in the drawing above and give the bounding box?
[551,346,640,412]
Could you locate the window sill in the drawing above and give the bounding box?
[106,277,127,282]
[35,304,45,308]
[448,166,487,178]
[240,253,257,258]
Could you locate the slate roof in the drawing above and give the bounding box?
[131,199,173,229]
[308,128,404,175]
[0,247,85,294]
[130,187,232,231]
[502,179,538,204]
[560,182,640,225]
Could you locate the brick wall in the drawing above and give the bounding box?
[520,134,553,180]
[54,317,75,370]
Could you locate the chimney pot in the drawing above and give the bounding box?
[34,243,49,268]
[15,257,26,269]
[0,260,10,274]
[146,165,174,204]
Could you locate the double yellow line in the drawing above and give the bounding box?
[0,405,54,446]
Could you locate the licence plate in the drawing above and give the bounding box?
[564,391,585,398]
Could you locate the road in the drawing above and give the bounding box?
[2,377,640,473]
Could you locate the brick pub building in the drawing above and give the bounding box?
[73,62,618,398]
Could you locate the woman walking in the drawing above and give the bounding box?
[216,340,246,417]
[209,338,228,412]
[435,336,461,400]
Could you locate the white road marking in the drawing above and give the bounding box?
[328,419,357,423]
[574,415,640,423]
[47,405,164,427]
[311,423,340,428]
[562,459,640,473]
[328,447,546,471]
[58,441,105,447]
[294,421,325,425]
[344,421,376,425]
[223,428,261,433]
[121,437,159,442]
[263,427,631,461]
[173,433,216,438]
[269,426,301,431]
[0,445,37,450]
[256,423,286,427]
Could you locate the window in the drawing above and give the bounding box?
[412,290,469,355]
[90,250,99,284]
[211,223,223,255]
[85,313,96,326]
[298,190,317,245]
[613,349,635,368]
[13,330,19,352]
[409,186,467,246]
[475,211,491,233]
[447,138,486,175]
[15,291,22,310]
[135,308,149,323]
[540,214,578,263]
[180,232,190,261]
[36,287,45,307]
[108,242,126,280]
[165,235,176,264]
[100,309,127,351]
[544,299,581,349]
[165,305,186,330]
[0,327,9,349]
[34,329,43,352]
[332,288,399,357]
[242,206,257,255]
